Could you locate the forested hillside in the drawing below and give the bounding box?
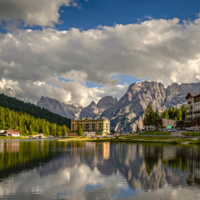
[0,94,70,128]
[0,106,69,136]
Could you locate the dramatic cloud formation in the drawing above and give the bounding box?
[0,77,128,107]
[0,0,76,27]
[1,17,200,106]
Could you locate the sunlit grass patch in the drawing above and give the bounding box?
[182,132,200,137]
[139,131,171,136]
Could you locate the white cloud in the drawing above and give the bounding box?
[1,17,200,106]
[0,0,76,27]
[0,77,128,107]
[0,162,130,199]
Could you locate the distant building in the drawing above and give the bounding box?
[186,92,200,119]
[156,118,176,129]
[71,117,110,135]
[4,130,20,137]
[144,119,176,131]
[144,125,155,131]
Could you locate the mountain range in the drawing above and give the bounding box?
[37,81,200,132]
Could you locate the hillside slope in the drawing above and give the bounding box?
[0,94,71,128]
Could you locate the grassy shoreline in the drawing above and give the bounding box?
[2,133,200,145]
[58,135,200,145]
[0,136,29,140]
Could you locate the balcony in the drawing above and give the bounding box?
[187,112,192,115]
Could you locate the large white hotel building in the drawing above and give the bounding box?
[186,92,200,119]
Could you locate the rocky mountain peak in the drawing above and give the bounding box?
[80,96,118,118]
[97,96,118,108]
[90,101,96,106]
[37,96,82,119]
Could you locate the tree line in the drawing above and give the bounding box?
[0,94,71,127]
[0,106,70,136]
[144,104,187,125]
[161,105,187,121]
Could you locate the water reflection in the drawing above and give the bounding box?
[0,141,200,199]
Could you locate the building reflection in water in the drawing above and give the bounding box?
[103,142,110,160]
[6,141,19,153]
[0,141,4,153]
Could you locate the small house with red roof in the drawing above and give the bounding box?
[4,130,20,137]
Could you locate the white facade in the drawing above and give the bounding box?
[186,93,200,119]
[8,133,20,137]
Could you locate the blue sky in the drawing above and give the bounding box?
[58,0,200,30]
[0,0,200,105]
[56,0,200,88]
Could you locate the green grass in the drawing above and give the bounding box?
[0,136,29,140]
[119,135,175,140]
[58,135,198,145]
[139,131,171,136]
[131,136,179,140]
[182,132,200,137]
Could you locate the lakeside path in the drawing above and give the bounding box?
[58,134,200,145]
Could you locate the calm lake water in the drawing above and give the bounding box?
[0,140,200,200]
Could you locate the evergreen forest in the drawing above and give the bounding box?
[0,106,69,136]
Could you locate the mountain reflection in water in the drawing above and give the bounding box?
[0,140,200,200]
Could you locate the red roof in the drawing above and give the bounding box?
[5,130,20,134]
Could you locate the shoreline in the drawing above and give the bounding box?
[58,135,200,145]
[1,135,200,145]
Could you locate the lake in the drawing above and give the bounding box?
[0,140,200,200]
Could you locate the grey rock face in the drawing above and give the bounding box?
[80,96,118,118]
[37,96,82,119]
[165,82,200,108]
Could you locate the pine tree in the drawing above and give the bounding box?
[153,109,159,124]
[144,104,154,125]
[161,110,169,119]
[77,124,83,136]
[172,107,177,119]
[168,108,172,119]
[56,126,62,136]
[45,124,50,136]
[181,105,187,120]
[177,108,182,121]
[62,125,67,136]
[29,124,33,135]
[50,123,57,136]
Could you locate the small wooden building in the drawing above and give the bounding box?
[156,118,176,129]
[4,130,20,137]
